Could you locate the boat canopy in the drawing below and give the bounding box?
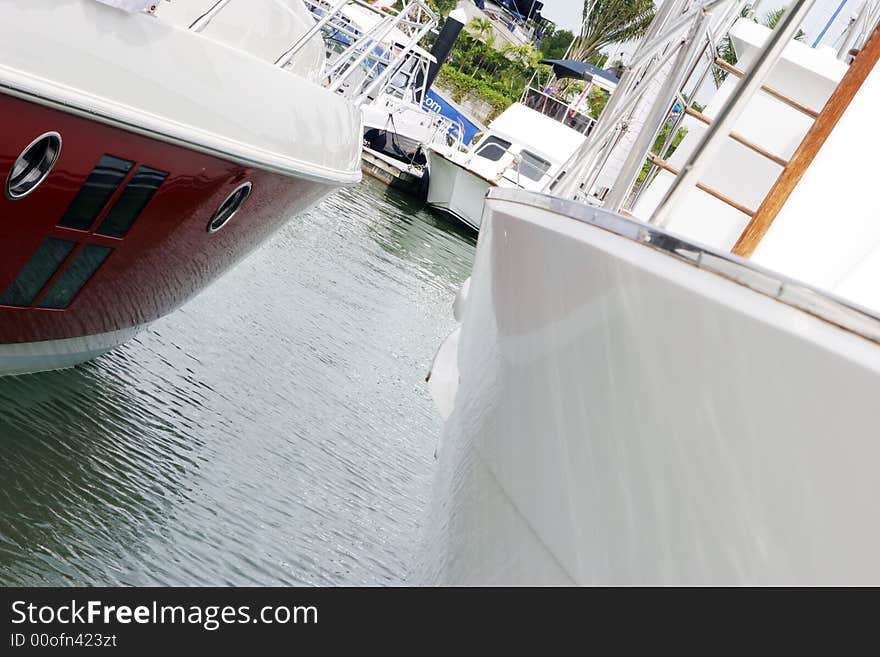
[485,103,587,164]
[539,59,619,88]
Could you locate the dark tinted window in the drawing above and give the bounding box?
[564,112,594,135]
[57,155,134,231]
[474,137,512,162]
[0,238,76,307]
[95,166,167,238]
[517,150,552,182]
[38,244,113,309]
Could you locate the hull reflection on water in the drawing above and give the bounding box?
[0,180,475,586]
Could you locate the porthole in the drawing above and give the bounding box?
[207,182,252,233]
[5,132,62,200]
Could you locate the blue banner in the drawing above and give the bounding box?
[422,89,483,145]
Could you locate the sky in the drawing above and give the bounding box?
[540,0,583,31]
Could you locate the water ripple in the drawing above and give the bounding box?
[0,178,474,586]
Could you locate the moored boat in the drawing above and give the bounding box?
[310,0,452,166]
[425,92,593,230]
[423,0,880,584]
[0,0,431,375]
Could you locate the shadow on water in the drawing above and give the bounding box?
[378,182,477,245]
[0,179,475,586]
[328,178,476,291]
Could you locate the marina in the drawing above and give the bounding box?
[3,0,880,591]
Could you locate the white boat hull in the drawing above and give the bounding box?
[0,0,362,183]
[0,327,144,377]
[422,189,880,585]
[426,148,492,230]
[362,101,435,163]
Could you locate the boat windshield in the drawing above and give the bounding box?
[517,150,552,182]
[522,88,595,136]
[474,136,513,162]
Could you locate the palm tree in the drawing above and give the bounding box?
[502,44,540,94]
[468,18,493,44]
[506,44,540,70]
[714,3,752,87]
[468,19,496,70]
[764,7,807,40]
[568,0,655,64]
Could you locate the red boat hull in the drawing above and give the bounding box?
[0,95,337,356]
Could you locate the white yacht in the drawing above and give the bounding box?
[317,1,456,166]
[423,0,880,584]
[361,52,462,166]
[425,91,593,230]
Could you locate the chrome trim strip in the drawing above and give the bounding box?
[0,83,360,186]
[487,187,880,346]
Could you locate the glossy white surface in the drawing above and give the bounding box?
[0,0,361,183]
[0,327,142,376]
[362,93,446,154]
[464,104,586,187]
[95,0,153,11]
[157,0,325,81]
[423,192,880,585]
[426,327,459,422]
[487,103,588,166]
[426,103,587,229]
[425,148,491,229]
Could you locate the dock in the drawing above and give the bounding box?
[361,147,427,198]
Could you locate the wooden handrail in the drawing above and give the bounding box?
[714,58,820,119]
[683,106,789,167]
[648,155,755,217]
[732,24,880,257]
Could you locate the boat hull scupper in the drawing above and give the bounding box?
[423,188,880,585]
[0,0,363,375]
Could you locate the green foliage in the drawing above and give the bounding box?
[636,121,688,186]
[467,17,495,45]
[504,43,540,70]
[439,32,549,119]
[587,87,609,118]
[635,103,703,187]
[569,0,655,63]
[540,29,575,60]
[426,0,456,17]
[764,8,807,40]
[562,81,609,118]
[713,5,805,87]
[654,122,688,159]
[436,65,513,118]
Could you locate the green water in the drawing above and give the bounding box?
[0,179,475,586]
